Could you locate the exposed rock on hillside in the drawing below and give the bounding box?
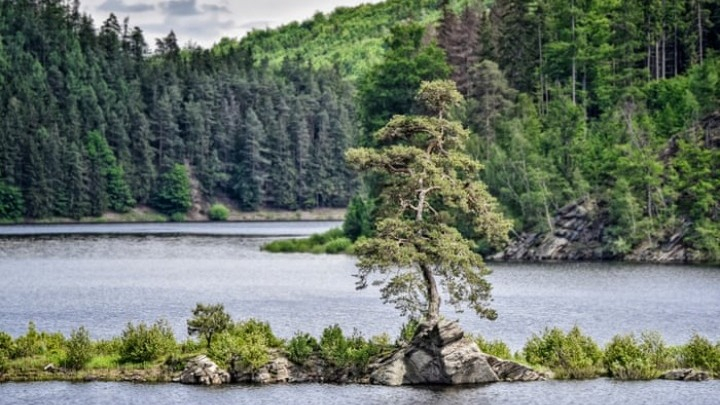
[494,199,612,261]
[494,198,691,263]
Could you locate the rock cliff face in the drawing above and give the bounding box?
[370,320,498,386]
[494,199,691,263]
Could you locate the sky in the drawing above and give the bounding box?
[81,0,381,48]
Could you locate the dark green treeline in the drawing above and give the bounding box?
[430,0,720,260]
[0,0,357,220]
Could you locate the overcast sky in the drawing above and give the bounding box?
[82,0,381,48]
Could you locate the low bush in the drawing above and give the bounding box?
[320,325,350,367]
[523,326,603,379]
[604,334,657,380]
[680,333,720,376]
[476,336,512,359]
[208,204,230,221]
[12,322,65,360]
[209,319,281,370]
[170,212,186,222]
[286,332,319,365]
[262,228,354,254]
[64,326,93,370]
[0,331,14,359]
[119,320,176,364]
[324,237,353,254]
[396,318,420,346]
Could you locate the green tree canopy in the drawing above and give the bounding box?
[152,163,192,216]
[346,80,512,324]
[187,303,232,349]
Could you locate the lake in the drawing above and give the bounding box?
[0,222,718,403]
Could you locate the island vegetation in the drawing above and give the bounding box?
[1,309,718,383]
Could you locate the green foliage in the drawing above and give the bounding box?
[348,80,511,322]
[680,334,720,376]
[323,237,353,254]
[357,23,451,136]
[319,324,350,367]
[396,318,420,345]
[476,336,512,360]
[523,326,603,379]
[208,203,230,221]
[12,322,65,360]
[343,195,373,241]
[63,326,93,370]
[152,164,192,216]
[262,228,354,254]
[214,319,282,371]
[119,320,176,364]
[0,331,14,370]
[187,303,232,349]
[286,332,320,365]
[170,212,186,222]
[604,334,659,380]
[0,182,24,220]
[318,325,384,370]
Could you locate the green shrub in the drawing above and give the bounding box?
[93,338,122,357]
[0,181,24,220]
[152,164,192,216]
[638,331,677,371]
[235,319,283,349]
[64,326,93,370]
[286,332,319,364]
[209,319,281,369]
[262,228,355,254]
[523,326,603,379]
[476,336,512,359]
[208,203,230,221]
[324,237,353,254]
[170,212,186,222]
[343,195,373,241]
[207,331,239,366]
[187,303,232,349]
[0,331,14,359]
[681,333,720,376]
[12,322,65,359]
[119,320,176,364]
[320,324,350,367]
[604,334,657,380]
[396,318,420,345]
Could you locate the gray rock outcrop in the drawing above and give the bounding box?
[484,355,546,382]
[370,320,499,386]
[660,369,710,381]
[178,355,230,385]
[232,355,292,384]
[494,198,691,263]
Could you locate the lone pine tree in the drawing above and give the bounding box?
[346,80,511,324]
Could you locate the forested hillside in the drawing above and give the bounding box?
[1,0,719,260]
[0,0,359,220]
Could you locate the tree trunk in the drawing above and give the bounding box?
[421,263,440,324]
[698,0,703,64]
[571,0,576,105]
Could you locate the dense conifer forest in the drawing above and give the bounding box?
[1,0,719,259]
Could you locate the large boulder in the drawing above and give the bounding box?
[178,355,230,385]
[484,355,546,382]
[660,369,710,381]
[370,320,499,386]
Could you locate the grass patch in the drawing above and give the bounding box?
[262,228,355,254]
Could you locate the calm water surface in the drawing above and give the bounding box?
[0,223,719,403]
[2,380,719,405]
